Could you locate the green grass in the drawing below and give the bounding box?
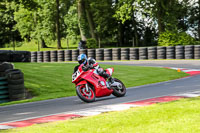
[5,97,200,133]
[0,39,78,51]
[0,63,188,106]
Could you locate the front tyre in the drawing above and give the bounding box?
[76,84,95,103]
[112,78,126,97]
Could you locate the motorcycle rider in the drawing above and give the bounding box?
[74,54,113,83]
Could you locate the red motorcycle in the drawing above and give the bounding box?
[72,64,126,103]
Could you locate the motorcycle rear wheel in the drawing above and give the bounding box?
[76,84,95,103]
[111,78,126,97]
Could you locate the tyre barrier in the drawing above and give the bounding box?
[79,49,87,56]
[58,50,64,62]
[72,50,79,61]
[112,48,121,60]
[0,62,14,77]
[129,48,139,60]
[0,50,11,62]
[6,69,25,101]
[31,51,37,62]
[50,50,58,62]
[43,51,50,62]
[12,51,31,62]
[185,45,194,59]
[194,45,200,59]
[37,51,43,62]
[104,49,112,61]
[29,45,200,62]
[96,49,104,61]
[176,46,185,59]
[87,49,96,59]
[65,50,72,61]
[0,50,31,62]
[139,47,148,60]
[166,46,175,59]
[157,47,166,59]
[148,47,157,60]
[0,77,9,104]
[121,48,129,60]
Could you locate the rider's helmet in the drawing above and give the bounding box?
[77,54,87,65]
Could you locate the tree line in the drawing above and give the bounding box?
[0,0,200,49]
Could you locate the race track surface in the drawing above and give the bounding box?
[0,60,200,124]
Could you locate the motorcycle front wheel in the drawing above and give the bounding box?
[76,84,95,103]
[111,78,126,97]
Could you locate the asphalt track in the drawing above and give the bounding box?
[0,60,200,124]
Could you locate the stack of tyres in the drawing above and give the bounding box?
[139,47,148,60]
[79,49,87,56]
[184,45,194,59]
[11,51,31,62]
[157,47,166,59]
[96,49,104,61]
[0,62,14,77]
[37,51,43,62]
[64,50,72,61]
[0,77,9,103]
[0,62,14,103]
[194,45,200,59]
[175,46,185,59]
[43,51,50,62]
[129,48,139,60]
[31,52,37,62]
[6,69,25,101]
[166,46,175,59]
[87,49,96,59]
[51,50,58,62]
[112,48,121,60]
[0,50,11,62]
[58,50,64,62]
[148,47,157,60]
[72,50,79,61]
[104,49,112,61]
[121,48,129,60]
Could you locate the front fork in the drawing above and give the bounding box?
[85,83,89,92]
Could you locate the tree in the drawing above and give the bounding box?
[0,1,21,48]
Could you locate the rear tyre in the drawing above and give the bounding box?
[112,78,126,97]
[76,84,95,103]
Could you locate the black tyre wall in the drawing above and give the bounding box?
[139,48,148,60]
[112,48,121,60]
[87,49,96,59]
[194,45,200,59]
[43,51,50,62]
[65,50,72,61]
[121,48,129,60]
[96,49,104,61]
[157,47,166,59]
[148,47,157,60]
[175,46,185,59]
[104,49,112,61]
[166,46,175,59]
[184,45,194,59]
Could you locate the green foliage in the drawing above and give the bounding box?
[158,30,196,46]
[86,38,97,48]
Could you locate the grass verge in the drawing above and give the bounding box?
[0,63,188,106]
[5,97,200,133]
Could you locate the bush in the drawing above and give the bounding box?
[86,38,97,48]
[158,30,196,46]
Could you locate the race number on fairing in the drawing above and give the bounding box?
[72,70,81,82]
